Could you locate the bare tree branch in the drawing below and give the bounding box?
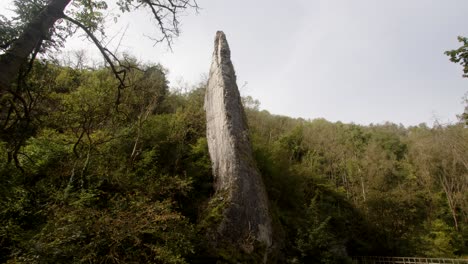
[63,14,128,105]
[140,0,199,50]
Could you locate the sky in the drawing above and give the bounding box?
[1,0,468,126]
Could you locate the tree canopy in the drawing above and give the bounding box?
[0,0,198,95]
[0,57,466,262]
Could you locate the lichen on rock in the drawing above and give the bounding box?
[204,31,273,261]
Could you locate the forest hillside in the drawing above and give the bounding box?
[0,58,466,263]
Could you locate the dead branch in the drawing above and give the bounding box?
[63,14,128,105]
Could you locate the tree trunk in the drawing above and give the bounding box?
[441,178,459,231]
[360,176,366,202]
[0,0,72,94]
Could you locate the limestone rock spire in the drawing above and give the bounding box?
[204,31,273,260]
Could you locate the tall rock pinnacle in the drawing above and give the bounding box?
[204,31,273,258]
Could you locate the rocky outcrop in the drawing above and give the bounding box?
[204,31,272,258]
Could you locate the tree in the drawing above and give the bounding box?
[0,0,199,95]
[0,0,198,167]
[445,36,468,125]
[446,36,468,78]
[461,96,468,126]
[407,124,468,231]
[0,0,72,95]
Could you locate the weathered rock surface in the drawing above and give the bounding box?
[204,31,273,256]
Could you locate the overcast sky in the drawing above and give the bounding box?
[1,0,468,126]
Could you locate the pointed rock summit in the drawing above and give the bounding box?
[204,31,273,257]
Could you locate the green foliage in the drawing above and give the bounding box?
[295,195,351,264]
[419,219,459,258]
[445,37,468,124]
[446,36,468,78]
[0,15,19,51]
[68,0,108,34]
[0,56,466,263]
[9,0,77,51]
[247,108,467,260]
[13,198,194,264]
[0,59,212,263]
[21,128,73,176]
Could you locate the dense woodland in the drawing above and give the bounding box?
[0,0,467,263]
[0,57,466,263]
